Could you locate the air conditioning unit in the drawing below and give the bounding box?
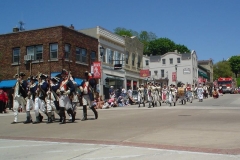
[24,55,33,61]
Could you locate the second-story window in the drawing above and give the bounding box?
[27,45,43,60]
[161,69,164,78]
[145,60,149,66]
[64,44,71,60]
[137,56,141,68]
[50,43,58,59]
[125,51,129,64]
[177,57,181,63]
[13,48,20,63]
[115,51,121,64]
[170,58,173,64]
[162,59,166,64]
[76,47,87,63]
[132,53,135,66]
[91,51,96,64]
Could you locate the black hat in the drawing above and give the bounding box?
[40,74,48,79]
[51,77,60,83]
[28,75,37,81]
[61,69,68,75]
[14,72,26,78]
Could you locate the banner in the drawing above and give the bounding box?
[198,77,203,83]
[172,72,176,82]
[93,61,101,79]
[140,69,149,77]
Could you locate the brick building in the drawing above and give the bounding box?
[0,25,98,87]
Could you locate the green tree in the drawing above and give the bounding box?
[213,61,233,80]
[138,31,157,54]
[228,55,240,78]
[114,27,133,37]
[174,44,190,54]
[148,38,176,55]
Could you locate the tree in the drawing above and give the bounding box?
[148,38,176,55]
[228,56,240,78]
[138,31,157,55]
[213,61,233,80]
[114,27,134,37]
[174,44,190,54]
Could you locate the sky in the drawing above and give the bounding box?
[1,0,240,63]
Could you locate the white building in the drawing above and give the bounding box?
[148,50,198,86]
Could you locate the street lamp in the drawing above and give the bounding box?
[175,64,178,86]
[99,46,104,97]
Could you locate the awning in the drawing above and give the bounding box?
[0,79,17,88]
[74,78,83,86]
[198,71,208,79]
[51,72,61,78]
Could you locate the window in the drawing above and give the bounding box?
[177,58,181,63]
[145,60,149,66]
[13,48,20,63]
[154,70,158,75]
[132,53,135,66]
[169,58,173,64]
[125,51,129,64]
[137,56,141,68]
[50,43,58,59]
[76,47,87,63]
[115,51,121,64]
[149,71,151,76]
[161,69,164,78]
[91,51,96,64]
[102,48,106,62]
[64,44,71,60]
[27,45,43,60]
[162,59,166,64]
[107,49,114,64]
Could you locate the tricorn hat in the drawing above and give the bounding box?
[61,69,68,75]
[14,72,26,78]
[51,77,60,83]
[40,74,48,79]
[28,75,37,81]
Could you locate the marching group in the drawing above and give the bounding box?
[1,69,98,124]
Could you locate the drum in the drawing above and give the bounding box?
[177,87,185,97]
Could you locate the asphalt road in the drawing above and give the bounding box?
[1,94,240,160]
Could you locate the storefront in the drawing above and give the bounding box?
[103,74,124,99]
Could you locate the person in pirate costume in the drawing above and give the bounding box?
[11,72,28,124]
[137,84,145,107]
[56,69,75,124]
[24,76,38,124]
[33,73,49,124]
[45,77,61,123]
[79,71,98,121]
[147,82,155,108]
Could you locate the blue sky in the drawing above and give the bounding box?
[1,0,240,63]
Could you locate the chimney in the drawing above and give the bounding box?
[69,24,74,29]
[13,27,19,32]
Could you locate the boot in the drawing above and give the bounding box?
[32,116,40,124]
[67,108,75,122]
[81,105,87,121]
[46,112,53,124]
[91,107,98,119]
[51,113,55,122]
[59,108,66,124]
[39,113,43,122]
[24,111,32,124]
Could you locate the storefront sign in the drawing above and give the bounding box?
[140,69,150,77]
[183,68,191,74]
[172,72,176,82]
[93,61,101,79]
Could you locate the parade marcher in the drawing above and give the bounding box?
[168,84,177,106]
[79,71,98,121]
[155,83,162,106]
[11,72,28,124]
[0,89,6,113]
[197,84,204,102]
[177,83,186,104]
[68,75,79,122]
[186,84,193,103]
[45,76,60,124]
[33,73,49,124]
[212,88,219,99]
[161,85,168,103]
[147,82,155,108]
[24,76,37,124]
[56,69,76,124]
[137,84,145,107]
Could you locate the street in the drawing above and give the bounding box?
[0,94,240,160]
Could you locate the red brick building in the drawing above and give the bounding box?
[0,25,98,87]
